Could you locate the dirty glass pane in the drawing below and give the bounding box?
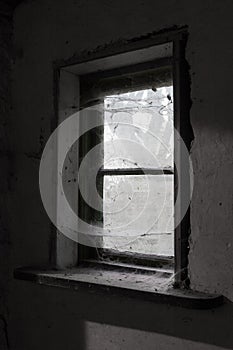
[104,86,173,170]
[103,175,174,256]
[102,86,174,257]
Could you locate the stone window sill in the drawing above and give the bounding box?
[14,261,223,309]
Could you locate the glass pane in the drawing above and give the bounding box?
[104,86,173,169]
[103,175,174,256]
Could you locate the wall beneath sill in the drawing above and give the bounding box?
[8,0,233,349]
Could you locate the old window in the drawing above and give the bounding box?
[15,30,223,308]
[78,62,175,271]
[102,87,174,257]
[51,31,193,287]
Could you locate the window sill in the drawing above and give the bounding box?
[14,262,223,309]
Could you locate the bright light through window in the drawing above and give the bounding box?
[103,87,174,257]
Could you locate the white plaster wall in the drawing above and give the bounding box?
[10,0,233,349]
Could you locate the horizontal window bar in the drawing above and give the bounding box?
[98,168,174,176]
[98,248,174,269]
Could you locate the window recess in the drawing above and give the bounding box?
[14,29,223,308]
[58,35,188,286]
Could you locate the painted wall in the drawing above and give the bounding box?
[7,0,233,349]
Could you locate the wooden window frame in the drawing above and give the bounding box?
[52,28,193,288]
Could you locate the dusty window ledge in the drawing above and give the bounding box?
[14,263,223,309]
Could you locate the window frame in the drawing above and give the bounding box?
[78,59,174,265]
[52,28,193,288]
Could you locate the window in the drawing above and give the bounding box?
[78,62,175,269]
[55,30,193,287]
[102,87,174,257]
[15,29,223,308]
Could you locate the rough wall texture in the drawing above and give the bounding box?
[7,0,233,349]
[0,2,14,348]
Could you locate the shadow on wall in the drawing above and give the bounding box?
[10,281,233,350]
[0,317,8,350]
